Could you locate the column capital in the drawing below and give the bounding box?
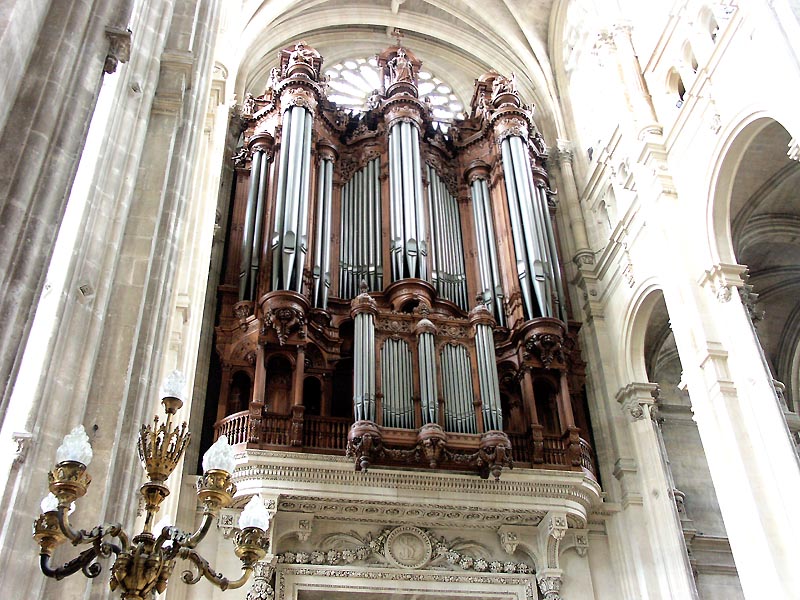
[551,139,574,164]
[615,382,659,421]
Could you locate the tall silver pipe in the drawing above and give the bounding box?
[411,124,427,280]
[366,159,375,289]
[313,156,326,305]
[389,128,403,280]
[470,179,492,303]
[476,323,502,430]
[461,346,477,433]
[250,152,270,299]
[418,330,437,424]
[481,179,505,325]
[271,114,292,290]
[294,110,314,292]
[509,136,547,317]
[239,150,262,301]
[373,158,383,288]
[280,106,305,289]
[321,159,333,308]
[400,122,418,277]
[271,105,313,292]
[501,138,535,318]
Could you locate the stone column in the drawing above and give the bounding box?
[550,140,593,267]
[616,383,698,599]
[0,0,134,424]
[598,23,662,138]
[681,263,800,597]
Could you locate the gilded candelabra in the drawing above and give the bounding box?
[32,371,270,599]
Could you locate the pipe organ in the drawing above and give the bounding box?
[214,41,595,481]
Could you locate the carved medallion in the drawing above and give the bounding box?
[384,526,432,569]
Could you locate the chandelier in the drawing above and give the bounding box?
[32,371,269,599]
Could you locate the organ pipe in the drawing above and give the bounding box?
[239,150,264,301]
[501,134,561,319]
[389,121,427,281]
[427,166,468,310]
[441,344,476,433]
[469,176,505,325]
[338,158,382,298]
[474,318,502,431]
[417,321,438,425]
[272,105,314,292]
[353,307,376,421]
[313,157,333,308]
[381,338,414,428]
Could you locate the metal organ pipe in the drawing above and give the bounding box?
[417,326,438,425]
[389,120,428,281]
[239,150,263,301]
[338,158,382,298]
[271,105,314,292]
[500,133,565,319]
[426,166,468,309]
[538,183,568,322]
[469,177,505,325]
[313,157,333,308]
[441,344,476,434]
[381,338,413,428]
[353,309,376,421]
[475,322,502,431]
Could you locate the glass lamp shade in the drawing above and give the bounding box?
[55,425,93,466]
[238,495,270,531]
[40,493,75,514]
[202,435,235,474]
[160,370,186,400]
[40,493,59,513]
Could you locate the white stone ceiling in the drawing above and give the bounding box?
[227,0,562,138]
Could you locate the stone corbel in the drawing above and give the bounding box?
[615,382,659,421]
[699,262,748,303]
[536,511,568,600]
[11,431,33,468]
[283,513,315,543]
[559,528,589,558]
[104,26,131,74]
[497,526,520,554]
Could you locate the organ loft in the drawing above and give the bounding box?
[212,41,596,481]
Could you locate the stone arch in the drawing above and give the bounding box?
[708,114,800,410]
[622,280,665,384]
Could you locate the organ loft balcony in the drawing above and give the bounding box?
[206,41,598,483]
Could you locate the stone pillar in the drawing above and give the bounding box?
[681,263,800,597]
[550,141,593,267]
[0,2,223,598]
[598,23,661,137]
[616,383,698,599]
[0,0,133,424]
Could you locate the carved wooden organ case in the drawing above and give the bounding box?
[214,42,596,480]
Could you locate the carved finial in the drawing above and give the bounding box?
[359,280,368,294]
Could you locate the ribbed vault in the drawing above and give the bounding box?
[227,0,563,139]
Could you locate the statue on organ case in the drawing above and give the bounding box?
[288,41,316,68]
[388,48,413,83]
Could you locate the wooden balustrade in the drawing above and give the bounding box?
[213,413,597,478]
[214,410,250,445]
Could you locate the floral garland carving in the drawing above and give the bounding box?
[275,526,533,575]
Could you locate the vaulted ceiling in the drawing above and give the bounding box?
[226,0,566,139]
